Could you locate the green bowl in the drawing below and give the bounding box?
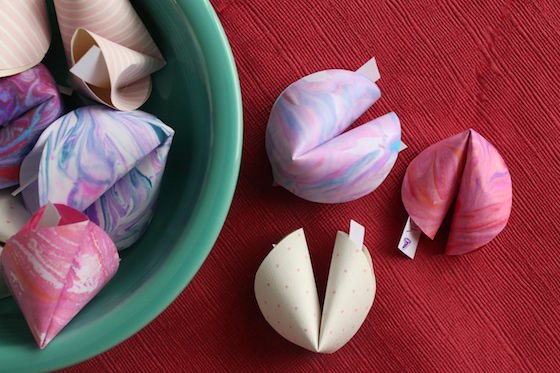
[0,0,242,371]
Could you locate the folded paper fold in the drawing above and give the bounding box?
[0,1,50,78]
[0,64,63,188]
[54,0,166,111]
[255,222,376,353]
[19,106,174,250]
[266,59,402,203]
[401,129,512,255]
[0,203,119,348]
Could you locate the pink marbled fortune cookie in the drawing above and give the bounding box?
[0,204,119,348]
[266,59,402,203]
[402,129,512,255]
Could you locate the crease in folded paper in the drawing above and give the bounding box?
[400,129,512,256]
[254,222,376,353]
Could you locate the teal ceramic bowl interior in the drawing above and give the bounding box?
[0,0,242,371]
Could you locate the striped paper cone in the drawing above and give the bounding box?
[0,0,50,78]
[53,0,166,111]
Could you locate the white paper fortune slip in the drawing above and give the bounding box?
[397,216,422,259]
[70,46,110,88]
[254,221,376,353]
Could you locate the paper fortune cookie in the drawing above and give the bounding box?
[19,105,174,250]
[53,0,166,111]
[266,58,403,203]
[255,221,375,353]
[0,64,63,188]
[1,203,119,348]
[0,0,50,78]
[398,129,512,258]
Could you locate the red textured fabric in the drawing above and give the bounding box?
[63,0,560,371]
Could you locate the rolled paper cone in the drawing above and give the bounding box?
[70,29,166,111]
[54,0,166,111]
[0,0,50,77]
[54,0,163,63]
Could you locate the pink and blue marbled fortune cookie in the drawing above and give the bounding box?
[266,69,401,203]
[1,204,119,349]
[402,129,512,255]
[0,64,63,188]
[20,106,174,249]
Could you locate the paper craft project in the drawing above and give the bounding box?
[0,0,50,78]
[255,221,376,353]
[1,203,119,348]
[19,106,174,250]
[266,58,403,203]
[0,64,63,188]
[53,0,166,111]
[399,129,512,257]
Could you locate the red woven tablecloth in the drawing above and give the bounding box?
[64,0,560,371]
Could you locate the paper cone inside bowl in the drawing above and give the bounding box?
[0,0,50,78]
[70,29,166,111]
[54,0,166,111]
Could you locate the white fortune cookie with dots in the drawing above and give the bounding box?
[255,221,375,353]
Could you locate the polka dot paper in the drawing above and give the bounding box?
[254,222,376,353]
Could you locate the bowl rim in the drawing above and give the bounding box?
[4,0,242,371]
